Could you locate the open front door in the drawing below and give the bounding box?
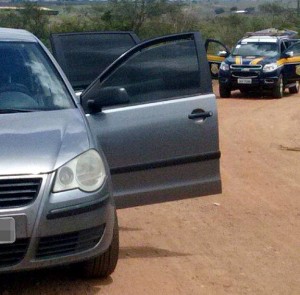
[282,41,300,83]
[205,39,230,79]
[81,33,221,209]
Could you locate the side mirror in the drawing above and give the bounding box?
[218,50,229,57]
[282,51,293,58]
[86,87,130,114]
[75,91,83,99]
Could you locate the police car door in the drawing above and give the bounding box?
[282,41,300,83]
[205,39,230,79]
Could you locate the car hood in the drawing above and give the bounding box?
[225,55,277,66]
[0,109,90,176]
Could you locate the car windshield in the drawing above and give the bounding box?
[232,42,279,57]
[0,42,74,112]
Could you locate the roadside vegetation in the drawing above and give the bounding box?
[0,1,299,48]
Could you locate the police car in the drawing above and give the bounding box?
[217,29,300,98]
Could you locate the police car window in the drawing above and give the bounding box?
[232,43,278,57]
[284,41,294,50]
[99,39,200,105]
[291,43,300,55]
[207,42,226,55]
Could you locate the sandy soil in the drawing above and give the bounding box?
[1,85,299,295]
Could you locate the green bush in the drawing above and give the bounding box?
[0,1,298,50]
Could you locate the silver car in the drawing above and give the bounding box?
[0,28,221,278]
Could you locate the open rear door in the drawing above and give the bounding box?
[50,31,140,91]
[81,32,222,209]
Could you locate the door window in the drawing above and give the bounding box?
[206,40,228,56]
[205,39,229,79]
[51,32,140,90]
[291,42,300,55]
[99,39,200,105]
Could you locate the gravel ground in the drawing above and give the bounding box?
[1,85,299,295]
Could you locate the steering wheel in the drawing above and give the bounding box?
[0,83,38,109]
[0,83,31,96]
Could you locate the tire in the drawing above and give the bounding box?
[272,75,284,98]
[79,214,119,278]
[289,81,299,94]
[219,84,231,98]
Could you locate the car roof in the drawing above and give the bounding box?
[240,36,279,43]
[240,29,298,45]
[0,28,37,42]
[244,28,297,39]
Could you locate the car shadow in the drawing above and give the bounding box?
[212,81,298,100]
[216,89,294,100]
[217,90,275,100]
[0,246,189,294]
[119,246,190,259]
[0,266,112,295]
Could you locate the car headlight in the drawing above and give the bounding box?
[220,62,229,71]
[263,63,278,73]
[53,150,106,193]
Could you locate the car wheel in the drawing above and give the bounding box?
[219,84,231,98]
[289,81,299,94]
[79,214,119,278]
[273,75,284,98]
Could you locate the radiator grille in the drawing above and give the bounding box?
[230,64,262,70]
[0,238,29,267]
[0,178,42,208]
[36,225,105,259]
[232,71,260,78]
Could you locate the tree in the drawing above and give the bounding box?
[258,2,284,14]
[0,3,50,43]
[18,3,50,41]
[98,0,174,33]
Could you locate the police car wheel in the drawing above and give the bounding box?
[273,76,284,99]
[219,85,231,98]
[289,81,299,94]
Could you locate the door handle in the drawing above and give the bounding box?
[188,111,213,120]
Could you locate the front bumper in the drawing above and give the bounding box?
[219,68,280,90]
[0,173,114,273]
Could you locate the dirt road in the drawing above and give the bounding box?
[1,86,299,295]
